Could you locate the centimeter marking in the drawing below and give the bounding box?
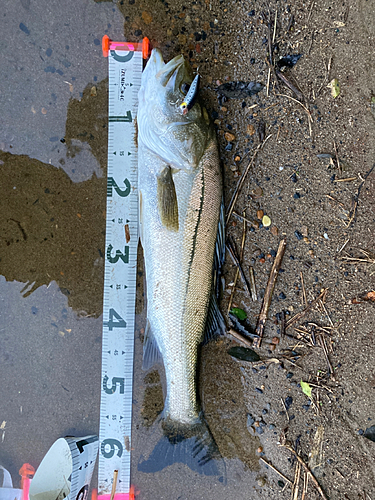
[98,48,142,496]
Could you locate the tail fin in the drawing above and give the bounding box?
[138,415,226,482]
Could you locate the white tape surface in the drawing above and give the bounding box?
[98,47,142,495]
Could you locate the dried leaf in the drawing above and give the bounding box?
[301,380,312,398]
[228,346,260,362]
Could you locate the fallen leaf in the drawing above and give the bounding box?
[230,307,247,321]
[301,380,312,398]
[327,78,340,98]
[228,346,260,362]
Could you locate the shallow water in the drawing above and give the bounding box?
[0,0,259,497]
[2,0,375,498]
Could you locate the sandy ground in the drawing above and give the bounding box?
[1,0,375,498]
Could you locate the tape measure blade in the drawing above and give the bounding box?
[99,48,142,495]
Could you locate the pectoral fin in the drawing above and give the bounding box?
[157,166,179,231]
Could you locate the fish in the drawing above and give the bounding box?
[136,49,226,478]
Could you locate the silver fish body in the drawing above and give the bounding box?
[137,50,223,435]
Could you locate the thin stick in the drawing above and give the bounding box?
[281,396,290,422]
[226,135,272,224]
[276,93,313,136]
[307,0,315,23]
[334,141,341,173]
[253,238,287,348]
[226,240,252,298]
[276,71,304,101]
[232,211,253,225]
[110,470,118,500]
[319,335,335,380]
[292,462,301,500]
[249,266,258,301]
[300,271,307,307]
[333,177,357,182]
[266,67,271,97]
[228,328,254,347]
[325,194,345,207]
[228,212,247,312]
[337,238,349,254]
[280,443,329,500]
[260,457,292,486]
[272,10,278,43]
[286,289,327,330]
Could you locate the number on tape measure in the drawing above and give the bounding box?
[101,438,123,458]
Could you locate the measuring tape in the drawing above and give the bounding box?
[29,436,98,500]
[98,36,150,500]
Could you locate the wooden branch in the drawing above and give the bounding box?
[280,443,329,500]
[253,238,286,348]
[286,289,327,330]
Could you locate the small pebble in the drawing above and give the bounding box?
[358,429,364,435]
[278,480,285,488]
[291,173,298,183]
[225,143,233,151]
[255,387,263,394]
[257,446,263,453]
[271,226,279,236]
[247,124,255,135]
[256,426,264,435]
[270,249,277,257]
[293,192,301,199]
[279,292,286,300]
[225,131,236,142]
[323,232,329,239]
[247,414,255,427]
[269,424,275,430]
[284,396,293,410]
[269,344,276,351]
[257,209,264,219]
[262,409,268,415]
[286,372,293,379]
[294,230,303,240]
[271,336,280,344]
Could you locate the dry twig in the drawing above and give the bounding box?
[253,239,287,348]
[280,443,329,500]
[228,212,247,312]
[260,457,292,486]
[228,328,254,348]
[286,289,327,330]
[226,135,272,224]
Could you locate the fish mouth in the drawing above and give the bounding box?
[155,53,193,92]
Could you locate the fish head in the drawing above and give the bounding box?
[138,49,211,171]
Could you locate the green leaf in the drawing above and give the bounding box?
[230,307,247,321]
[301,380,312,398]
[228,346,260,362]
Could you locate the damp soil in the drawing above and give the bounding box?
[1,0,375,498]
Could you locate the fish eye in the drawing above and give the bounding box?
[180,83,190,95]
